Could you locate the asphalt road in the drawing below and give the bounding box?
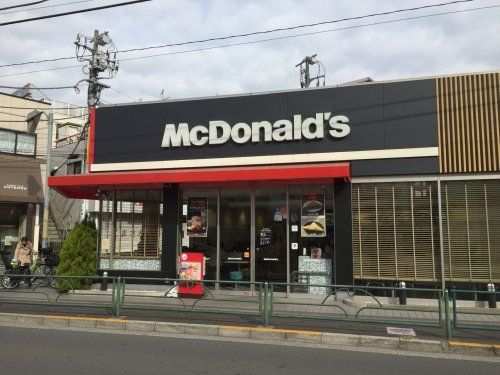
[0,326,498,375]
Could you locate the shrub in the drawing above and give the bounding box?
[56,215,97,292]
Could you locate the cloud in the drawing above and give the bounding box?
[0,0,498,106]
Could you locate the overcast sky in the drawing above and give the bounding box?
[0,0,499,106]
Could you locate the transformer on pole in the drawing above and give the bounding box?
[295,54,326,88]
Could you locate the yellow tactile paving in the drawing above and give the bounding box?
[219,324,322,335]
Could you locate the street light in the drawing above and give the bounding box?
[26,109,54,249]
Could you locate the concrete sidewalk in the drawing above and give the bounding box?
[3,283,500,327]
[1,284,500,344]
[1,312,499,359]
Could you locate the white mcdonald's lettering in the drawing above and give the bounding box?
[161,112,350,148]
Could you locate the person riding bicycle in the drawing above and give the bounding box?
[14,236,36,284]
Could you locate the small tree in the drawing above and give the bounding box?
[56,215,98,292]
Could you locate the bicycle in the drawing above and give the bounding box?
[0,259,34,289]
[0,256,55,289]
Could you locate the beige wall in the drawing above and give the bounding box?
[0,93,51,162]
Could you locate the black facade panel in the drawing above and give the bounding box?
[163,184,179,278]
[331,84,385,150]
[94,80,438,176]
[383,79,438,149]
[351,157,439,176]
[334,179,353,285]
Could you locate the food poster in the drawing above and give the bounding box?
[179,261,202,280]
[187,197,208,237]
[301,193,326,237]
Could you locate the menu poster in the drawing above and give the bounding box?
[301,193,326,238]
[187,197,208,237]
[259,227,272,246]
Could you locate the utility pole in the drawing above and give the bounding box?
[88,29,100,109]
[41,112,54,248]
[295,54,326,88]
[75,29,119,119]
[26,109,54,249]
[75,30,119,221]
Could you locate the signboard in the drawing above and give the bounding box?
[101,238,110,250]
[186,197,208,237]
[92,79,439,173]
[386,327,416,337]
[259,228,272,246]
[301,193,326,238]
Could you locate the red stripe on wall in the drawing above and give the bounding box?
[87,107,96,169]
[49,162,350,198]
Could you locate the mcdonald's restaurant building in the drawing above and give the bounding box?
[49,71,500,292]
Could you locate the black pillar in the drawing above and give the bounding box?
[334,179,353,285]
[25,203,35,242]
[162,184,180,278]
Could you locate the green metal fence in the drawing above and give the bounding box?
[3,274,500,340]
[119,277,266,322]
[450,289,500,332]
[0,274,121,316]
[268,282,447,330]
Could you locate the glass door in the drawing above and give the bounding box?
[219,188,252,289]
[254,187,288,284]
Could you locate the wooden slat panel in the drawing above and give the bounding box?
[353,182,438,282]
[436,73,500,173]
[441,180,500,282]
[487,181,500,280]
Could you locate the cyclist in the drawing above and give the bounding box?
[14,236,36,285]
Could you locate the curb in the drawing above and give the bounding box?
[1,312,498,357]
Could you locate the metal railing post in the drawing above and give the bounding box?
[437,289,442,325]
[398,281,407,305]
[114,276,122,317]
[487,283,497,309]
[263,282,269,326]
[452,288,457,328]
[111,276,116,310]
[101,271,108,291]
[444,289,451,340]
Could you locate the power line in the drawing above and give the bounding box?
[0,56,76,69]
[0,0,96,15]
[118,0,475,54]
[0,105,86,110]
[109,87,135,101]
[118,3,500,63]
[0,114,87,123]
[0,84,83,90]
[0,1,48,12]
[0,0,153,27]
[0,2,498,79]
[0,0,475,68]
[0,111,26,118]
[0,65,82,78]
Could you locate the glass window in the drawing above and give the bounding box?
[0,130,16,154]
[99,190,163,259]
[181,188,218,280]
[289,184,334,293]
[67,161,82,175]
[16,134,36,156]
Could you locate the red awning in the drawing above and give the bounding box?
[49,162,350,199]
